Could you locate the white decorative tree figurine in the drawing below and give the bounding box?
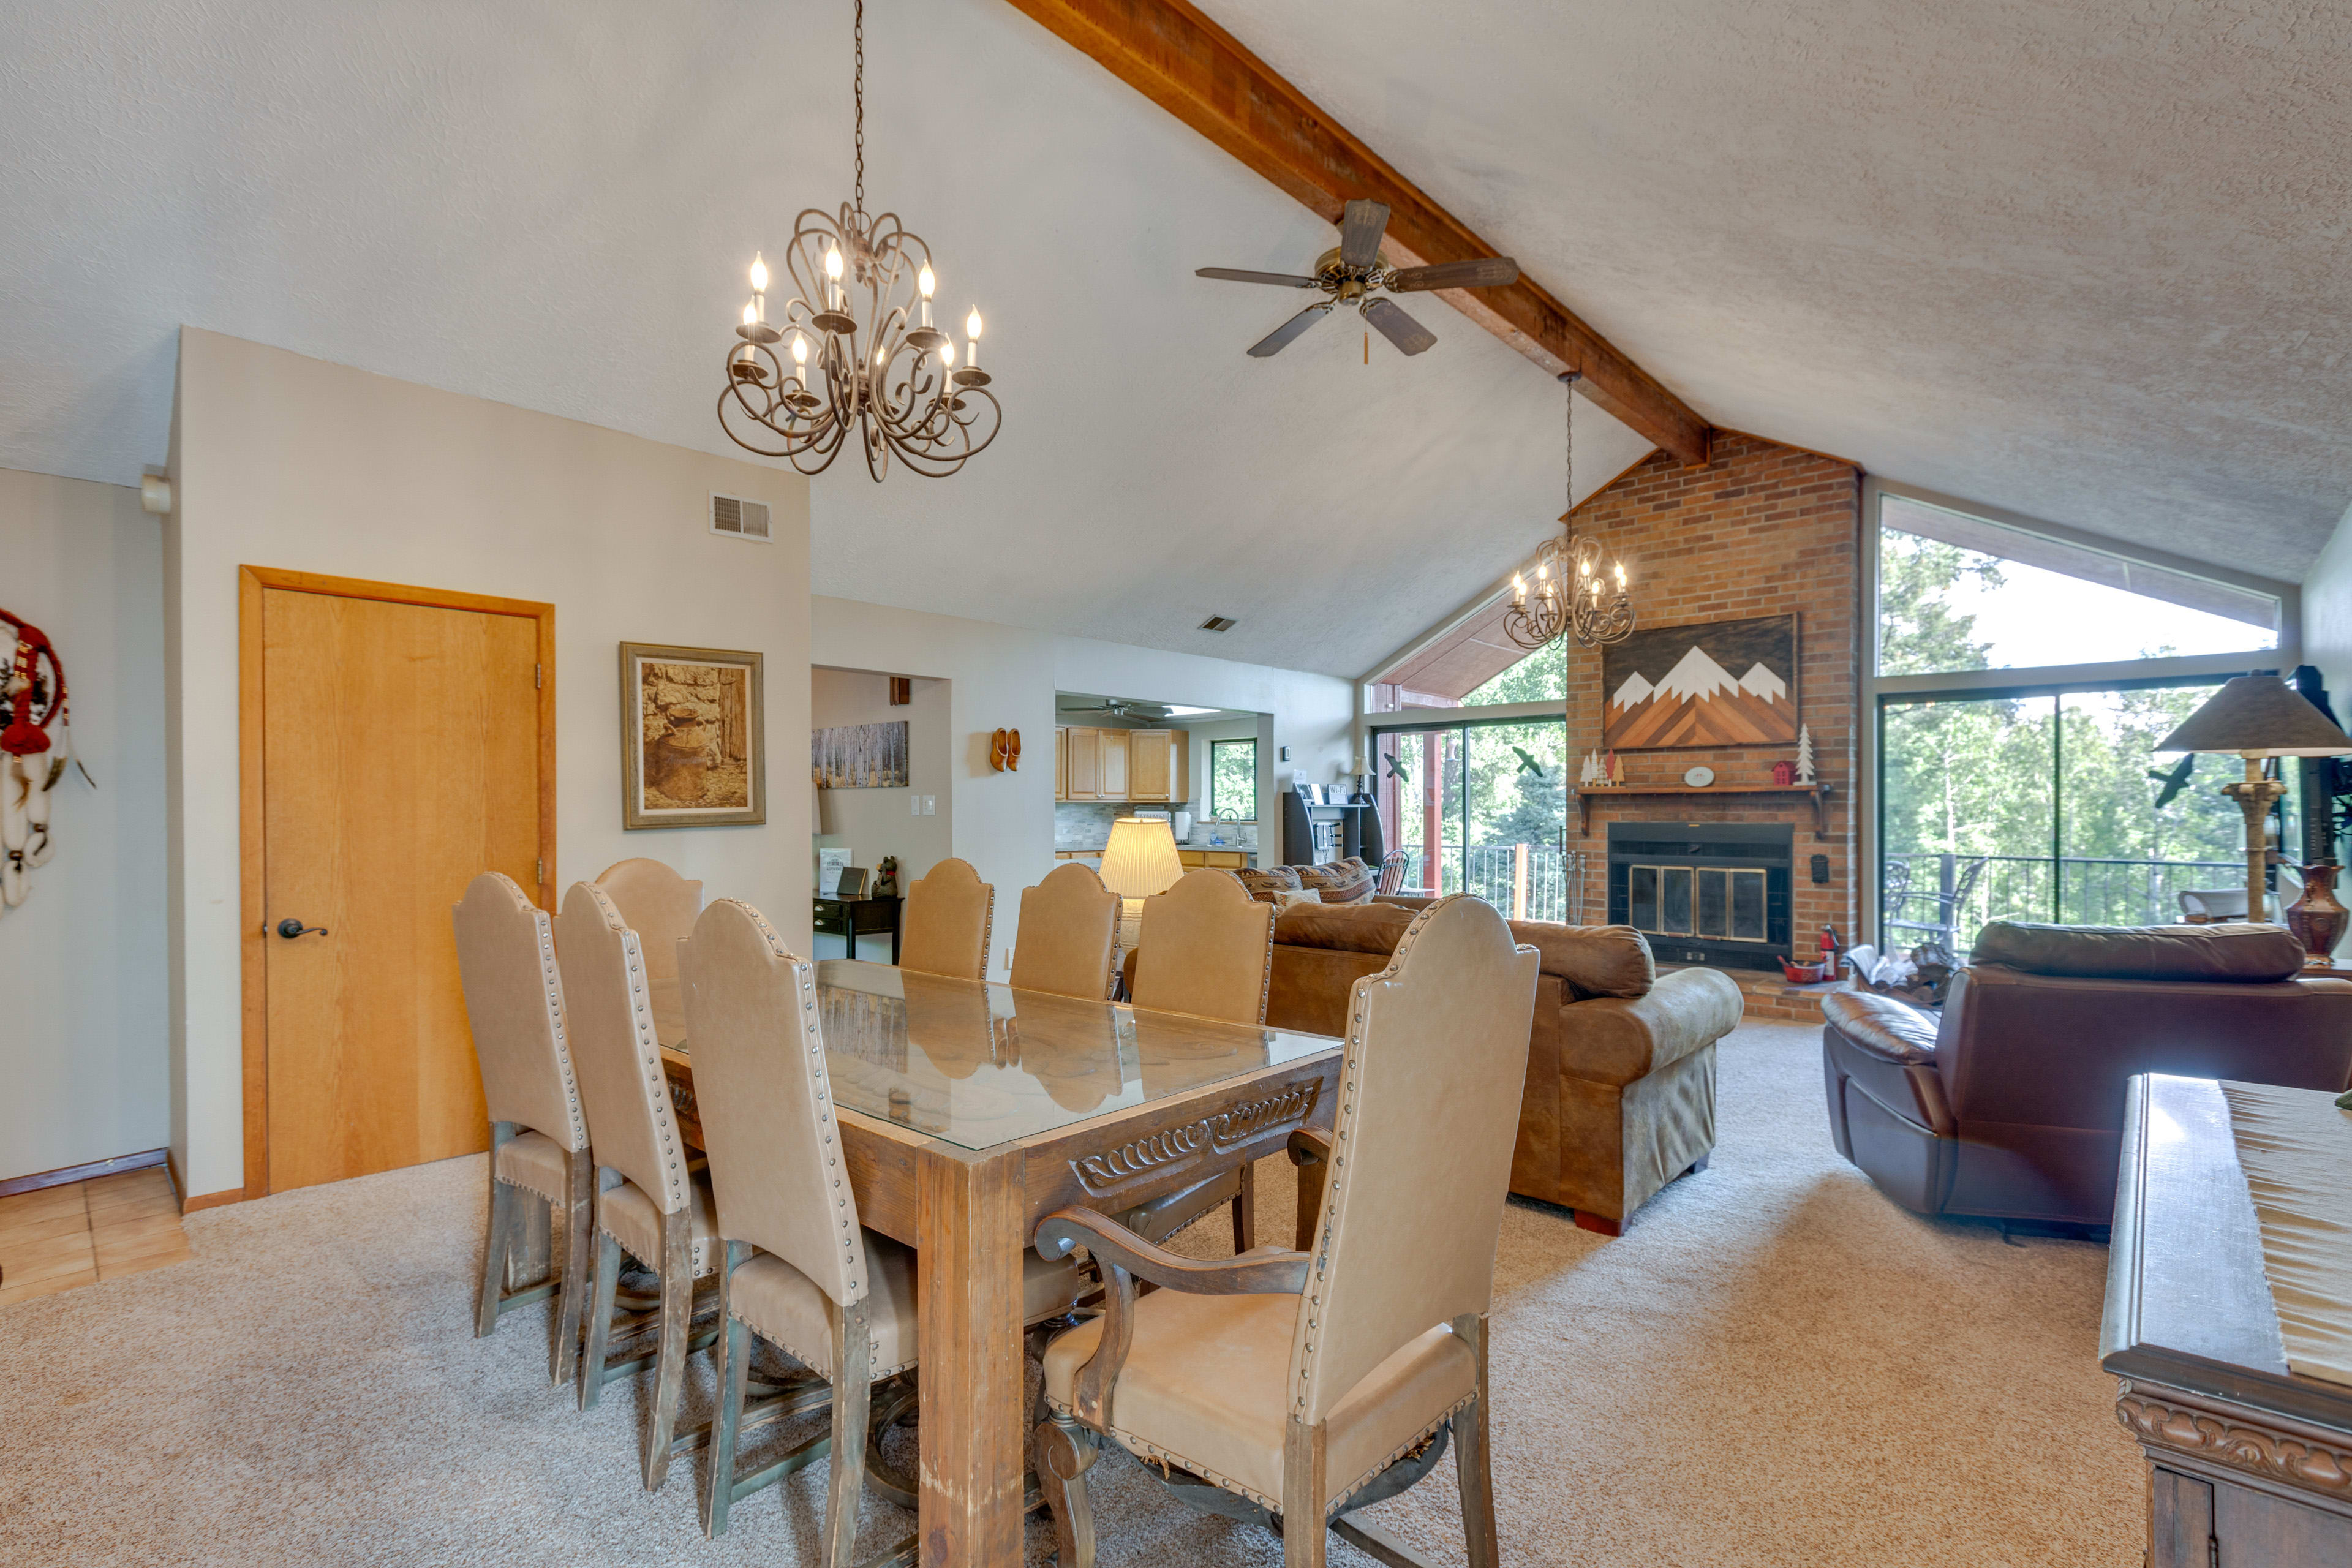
[1580,751,1601,787]
[1795,724,1816,785]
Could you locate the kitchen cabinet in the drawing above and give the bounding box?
[1177,850,1251,870]
[1098,729,1130,799]
[1128,729,1189,802]
[1055,726,1069,800]
[1065,726,1101,801]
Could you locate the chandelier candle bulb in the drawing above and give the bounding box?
[750,252,769,293]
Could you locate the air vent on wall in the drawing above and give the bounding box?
[1199,615,1238,632]
[710,492,772,541]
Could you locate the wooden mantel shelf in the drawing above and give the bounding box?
[1575,783,1835,840]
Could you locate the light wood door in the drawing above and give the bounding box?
[1066,727,1100,801]
[1099,729,1131,800]
[258,584,546,1193]
[1128,729,1174,802]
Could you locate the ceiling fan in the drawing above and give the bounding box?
[1197,198,1520,358]
[1057,697,1169,720]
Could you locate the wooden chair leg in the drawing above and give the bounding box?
[551,1151,594,1387]
[476,1155,518,1339]
[827,1300,873,1568]
[1293,1155,1324,1254]
[513,1191,553,1288]
[703,1243,751,1539]
[643,1210,695,1491]
[1452,1313,1499,1568]
[1231,1159,1258,1253]
[1282,1417,1328,1568]
[1035,1415,1098,1568]
[578,1228,622,1411]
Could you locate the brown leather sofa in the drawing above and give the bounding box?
[1265,900,1744,1233]
[1823,920,2352,1227]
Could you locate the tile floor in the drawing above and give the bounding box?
[0,1167,192,1305]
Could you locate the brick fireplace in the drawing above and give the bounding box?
[1569,432,1860,950]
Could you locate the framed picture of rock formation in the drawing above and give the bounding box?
[620,643,765,829]
[1602,613,1798,749]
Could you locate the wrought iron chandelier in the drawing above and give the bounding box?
[717,0,1000,480]
[1504,372,1635,651]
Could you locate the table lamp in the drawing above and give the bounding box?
[1100,815,1183,956]
[2155,676,2352,925]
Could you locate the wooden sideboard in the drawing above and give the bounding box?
[2101,1074,2352,1563]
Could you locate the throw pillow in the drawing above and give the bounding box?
[1235,866,1303,903]
[1272,889,1324,914]
[1296,862,1374,904]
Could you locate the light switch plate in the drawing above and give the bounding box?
[911,794,921,816]
[922,795,937,816]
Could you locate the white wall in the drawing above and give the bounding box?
[167,329,812,1199]
[2303,500,2352,713]
[0,467,169,1182]
[813,597,1354,974]
[812,668,952,920]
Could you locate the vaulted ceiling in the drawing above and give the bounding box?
[3,2,2346,680]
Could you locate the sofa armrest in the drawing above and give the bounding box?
[1374,895,1436,912]
[1820,991,1938,1064]
[1559,965,1743,1087]
[1821,991,1954,1137]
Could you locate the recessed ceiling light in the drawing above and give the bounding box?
[1161,704,1219,717]
[1199,616,1237,632]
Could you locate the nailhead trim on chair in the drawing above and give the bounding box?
[483,872,589,1153]
[1294,895,1450,1415]
[714,899,880,1367]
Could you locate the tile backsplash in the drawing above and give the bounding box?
[1052,801,1258,851]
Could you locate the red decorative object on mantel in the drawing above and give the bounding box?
[1771,759,1796,786]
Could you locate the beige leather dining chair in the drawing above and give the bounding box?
[1011,862,1121,1000]
[1128,868,1275,1025]
[899,857,995,979]
[594,857,703,1046]
[1124,869,1278,1248]
[452,872,592,1385]
[554,881,718,1490]
[1033,895,1540,1568]
[681,898,1088,1545]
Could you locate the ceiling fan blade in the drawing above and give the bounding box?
[1362,297,1437,356]
[1338,200,1391,270]
[1196,267,1321,288]
[1247,304,1332,358]
[1387,257,1520,292]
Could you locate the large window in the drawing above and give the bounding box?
[1209,738,1257,820]
[1372,717,1569,919]
[1870,486,2291,954]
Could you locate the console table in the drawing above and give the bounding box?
[812,892,901,964]
[2102,1074,2352,1563]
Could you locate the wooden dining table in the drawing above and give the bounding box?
[655,958,1343,1568]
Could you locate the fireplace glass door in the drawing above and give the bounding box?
[1628,864,1766,942]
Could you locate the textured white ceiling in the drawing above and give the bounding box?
[8,4,2340,683]
[0,0,1644,680]
[1196,0,2352,586]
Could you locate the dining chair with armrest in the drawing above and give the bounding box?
[555,881,720,1490]
[452,872,594,1386]
[1033,894,1540,1568]
[1010,862,1121,1000]
[682,899,1088,1549]
[1122,868,1278,1250]
[899,856,995,981]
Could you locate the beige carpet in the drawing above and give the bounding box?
[0,1023,2141,1564]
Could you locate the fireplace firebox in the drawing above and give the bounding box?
[1607,821,1793,971]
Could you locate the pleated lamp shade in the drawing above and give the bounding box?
[2155,676,2352,758]
[1100,816,1183,901]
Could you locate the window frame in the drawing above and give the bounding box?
[1208,737,1259,821]
[1859,475,2298,947]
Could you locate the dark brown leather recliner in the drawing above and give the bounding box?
[1822,921,2352,1226]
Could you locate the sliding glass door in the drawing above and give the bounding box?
[1373,716,1569,919]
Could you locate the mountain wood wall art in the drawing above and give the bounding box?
[1602,614,1799,749]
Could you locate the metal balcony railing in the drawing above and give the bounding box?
[1882,851,2247,955]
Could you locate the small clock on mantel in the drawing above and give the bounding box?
[1683,766,1714,788]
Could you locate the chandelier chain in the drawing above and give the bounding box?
[852,0,865,217]
[1564,370,1574,519]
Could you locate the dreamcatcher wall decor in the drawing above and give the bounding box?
[1,607,89,911]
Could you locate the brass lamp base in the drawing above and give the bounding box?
[2218,756,2288,923]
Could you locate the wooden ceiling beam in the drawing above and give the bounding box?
[1000,0,1713,466]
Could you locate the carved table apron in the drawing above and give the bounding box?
[2102,1074,2352,1565]
[659,960,1342,1568]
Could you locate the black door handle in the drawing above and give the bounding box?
[276,918,329,939]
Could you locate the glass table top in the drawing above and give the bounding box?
[667,959,1338,1151]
